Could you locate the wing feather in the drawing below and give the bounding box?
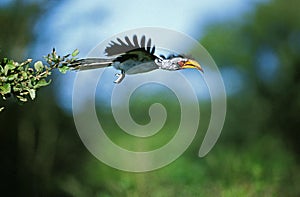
[140,35,146,48]
[146,38,151,53]
[105,35,156,57]
[132,35,139,47]
[125,36,134,47]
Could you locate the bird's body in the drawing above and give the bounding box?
[70,35,203,83]
[112,48,158,74]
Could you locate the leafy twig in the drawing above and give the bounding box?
[0,48,79,111]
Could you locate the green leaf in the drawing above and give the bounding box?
[17,95,27,102]
[7,73,18,81]
[27,89,36,100]
[13,85,22,92]
[34,61,44,72]
[34,79,51,89]
[58,65,70,74]
[21,71,28,79]
[72,49,79,57]
[0,83,11,94]
[0,76,7,83]
[4,63,15,75]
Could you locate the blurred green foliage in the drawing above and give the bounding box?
[0,0,299,196]
[0,0,42,61]
[201,0,300,155]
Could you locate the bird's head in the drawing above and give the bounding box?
[156,56,204,72]
[177,58,203,72]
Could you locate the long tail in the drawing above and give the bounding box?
[69,58,114,70]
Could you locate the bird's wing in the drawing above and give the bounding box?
[114,48,156,62]
[125,61,159,74]
[112,49,159,74]
[105,35,156,56]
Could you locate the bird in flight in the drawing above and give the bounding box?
[70,35,203,83]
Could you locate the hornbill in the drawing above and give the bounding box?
[70,35,203,83]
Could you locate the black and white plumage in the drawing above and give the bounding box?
[70,35,203,83]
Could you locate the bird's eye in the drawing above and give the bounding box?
[178,61,185,67]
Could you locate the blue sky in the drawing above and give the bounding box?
[28,0,258,112]
[33,0,256,56]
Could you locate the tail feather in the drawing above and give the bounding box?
[69,58,114,70]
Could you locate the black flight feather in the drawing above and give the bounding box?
[105,35,156,57]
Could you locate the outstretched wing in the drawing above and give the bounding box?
[105,35,156,56]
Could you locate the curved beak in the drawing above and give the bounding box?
[182,59,204,73]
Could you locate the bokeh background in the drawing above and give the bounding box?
[1,0,300,196]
